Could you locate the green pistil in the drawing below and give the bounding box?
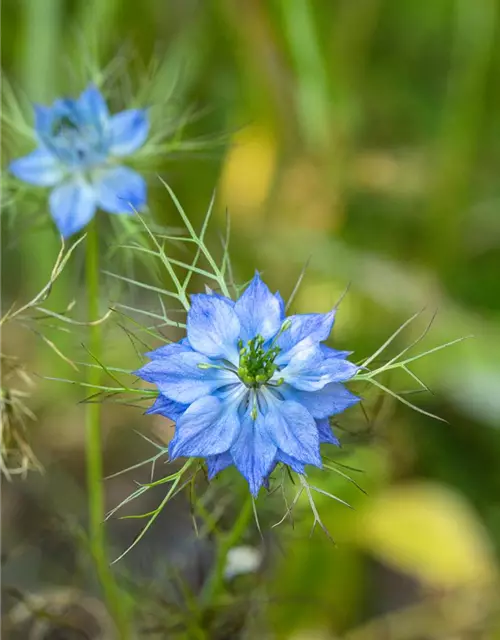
[237,334,281,388]
[52,115,79,136]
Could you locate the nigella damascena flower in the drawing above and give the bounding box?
[136,274,360,496]
[9,85,149,238]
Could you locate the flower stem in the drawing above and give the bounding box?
[200,495,253,606]
[85,217,131,637]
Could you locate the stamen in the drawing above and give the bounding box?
[197,362,232,372]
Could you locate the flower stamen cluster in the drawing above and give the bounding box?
[237,335,280,387]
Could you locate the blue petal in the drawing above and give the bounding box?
[281,382,360,418]
[279,342,358,391]
[48,179,96,238]
[77,84,109,130]
[264,399,321,467]
[145,394,187,420]
[109,109,149,156]
[93,166,146,214]
[230,412,277,496]
[134,350,238,404]
[276,451,306,473]
[321,344,352,359]
[187,294,241,364]
[316,419,340,446]
[234,273,282,342]
[169,395,241,458]
[205,286,235,307]
[145,341,192,360]
[206,452,233,480]
[276,311,335,360]
[34,104,55,141]
[10,148,64,186]
[275,292,286,319]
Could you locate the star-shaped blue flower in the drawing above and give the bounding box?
[136,274,360,495]
[9,84,149,238]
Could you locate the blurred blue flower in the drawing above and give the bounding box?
[9,84,149,238]
[136,274,359,495]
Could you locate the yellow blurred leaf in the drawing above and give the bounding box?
[219,125,276,223]
[356,481,496,588]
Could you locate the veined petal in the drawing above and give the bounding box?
[279,343,358,391]
[275,341,323,390]
[206,452,233,480]
[170,394,241,458]
[77,84,109,129]
[134,351,238,404]
[280,382,359,419]
[230,412,277,496]
[276,451,306,473]
[264,398,321,467]
[145,394,187,421]
[234,272,282,342]
[10,148,64,186]
[275,292,286,320]
[321,344,352,359]
[109,109,149,156]
[316,418,340,446]
[187,294,241,363]
[276,310,335,360]
[49,179,96,238]
[93,166,146,214]
[205,286,235,307]
[145,341,192,359]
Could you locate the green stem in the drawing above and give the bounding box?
[85,217,131,638]
[200,495,253,607]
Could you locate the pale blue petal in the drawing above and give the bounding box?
[34,104,55,141]
[206,452,233,480]
[234,272,282,342]
[264,399,321,467]
[145,394,187,420]
[10,149,64,186]
[205,286,235,307]
[275,292,286,320]
[321,345,352,359]
[134,351,238,404]
[169,395,241,458]
[276,310,335,360]
[279,343,358,391]
[49,179,96,238]
[230,412,277,496]
[316,419,340,446]
[145,341,192,359]
[187,294,241,363]
[280,382,360,419]
[109,109,149,156]
[93,166,146,214]
[77,84,109,129]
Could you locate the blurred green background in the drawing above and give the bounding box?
[2,1,500,638]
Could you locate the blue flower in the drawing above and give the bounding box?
[9,84,149,238]
[136,274,360,496]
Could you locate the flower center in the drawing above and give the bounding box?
[237,335,280,388]
[52,114,80,137]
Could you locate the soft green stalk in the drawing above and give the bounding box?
[200,496,253,607]
[19,0,63,293]
[85,218,131,638]
[425,0,497,273]
[19,0,74,390]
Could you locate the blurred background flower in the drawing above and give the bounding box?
[9,84,149,238]
[2,0,500,638]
